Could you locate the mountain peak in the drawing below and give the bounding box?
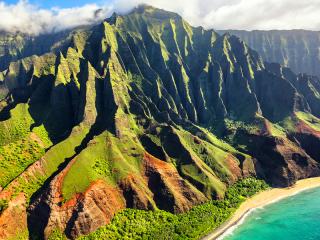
[133,4,157,12]
[128,4,182,20]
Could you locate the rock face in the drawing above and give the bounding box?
[143,152,207,213]
[218,30,320,76]
[29,165,126,239]
[0,193,27,239]
[0,5,320,239]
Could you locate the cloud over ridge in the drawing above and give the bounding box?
[1,0,320,35]
[0,0,112,35]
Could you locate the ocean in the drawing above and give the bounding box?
[221,187,320,240]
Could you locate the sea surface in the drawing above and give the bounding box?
[222,187,320,240]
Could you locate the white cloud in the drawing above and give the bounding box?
[1,0,320,35]
[0,0,112,35]
[117,0,320,30]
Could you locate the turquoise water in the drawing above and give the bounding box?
[223,187,320,240]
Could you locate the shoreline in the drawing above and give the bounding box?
[202,177,320,240]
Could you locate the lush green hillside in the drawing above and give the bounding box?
[0,5,320,240]
[217,30,320,76]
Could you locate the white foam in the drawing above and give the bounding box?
[216,208,256,240]
[205,186,320,240]
[216,200,285,239]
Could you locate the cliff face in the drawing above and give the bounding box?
[1,5,320,239]
[217,30,320,76]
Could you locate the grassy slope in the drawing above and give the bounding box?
[61,114,145,201]
[61,132,144,200]
[3,123,89,201]
[0,104,51,189]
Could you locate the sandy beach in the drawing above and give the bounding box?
[202,177,320,240]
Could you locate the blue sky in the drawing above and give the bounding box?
[4,0,109,8]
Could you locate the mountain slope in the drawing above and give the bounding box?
[0,5,320,239]
[217,30,320,76]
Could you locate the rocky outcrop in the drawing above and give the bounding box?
[234,128,320,187]
[28,157,125,239]
[66,181,125,239]
[143,152,207,213]
[290,117,320,163]
[119,174,156,210]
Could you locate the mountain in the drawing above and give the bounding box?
[0,30,78,72]
[1,5,320,239]
[217,30,320,76]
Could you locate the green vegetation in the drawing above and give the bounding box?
[279,115,297,133]
[0,138,45,188]
[0,103,53,189]
[7,230,29,240]
[224,119,261,135]
[178,129,236,179]
[296,111,320,131]
[174,129,228,196]
[48,229,67,240]
[13,174,47,200]
[0,199,8,214]
[267,123,286,138]
[79,178,268,240]
[0,104,34,145]
[62,131,144,201]
[7,126,89,202]
[32,125,53,148]
[22,128,87,200]
[61,133,115,200]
